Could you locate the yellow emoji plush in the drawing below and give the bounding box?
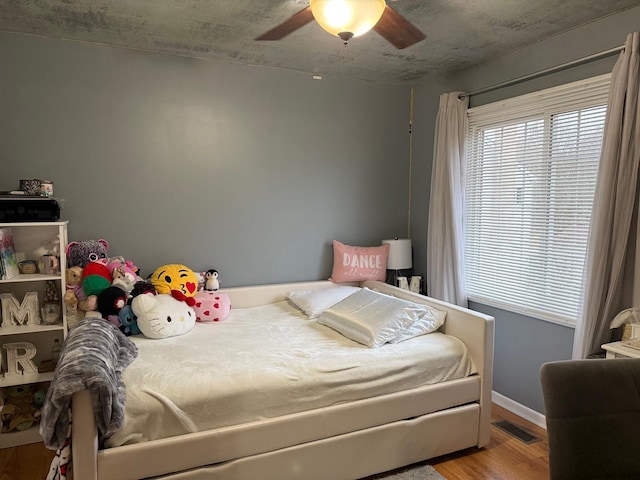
[149,264,199,297]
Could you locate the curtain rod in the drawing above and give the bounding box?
[459,44,625,99]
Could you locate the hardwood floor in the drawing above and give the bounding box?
[0,440,55,480]
[0,403,548,480]
[432,404,549,480]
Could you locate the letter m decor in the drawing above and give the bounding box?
[0,292,41,326]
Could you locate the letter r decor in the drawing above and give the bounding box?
[3,341,39,377]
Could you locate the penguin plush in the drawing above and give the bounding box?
[204,269,220,291]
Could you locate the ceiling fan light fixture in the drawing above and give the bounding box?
[310,0,386,40]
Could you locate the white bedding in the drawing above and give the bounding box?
[105,300,476,448]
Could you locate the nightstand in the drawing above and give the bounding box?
[601,341,640,359]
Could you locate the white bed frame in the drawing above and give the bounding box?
[70,280,494,480]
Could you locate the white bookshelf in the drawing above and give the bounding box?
[0,221,68,448]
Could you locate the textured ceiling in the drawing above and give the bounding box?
[1,0,639,84]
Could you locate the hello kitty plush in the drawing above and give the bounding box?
[131,293,196,339]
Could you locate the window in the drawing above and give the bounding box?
[465,74,610,325]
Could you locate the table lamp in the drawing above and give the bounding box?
[382,238,412,287]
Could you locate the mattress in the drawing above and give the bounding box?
[105,300,476,448]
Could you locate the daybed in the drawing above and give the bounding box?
[69,280,495,480]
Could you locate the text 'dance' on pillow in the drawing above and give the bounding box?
[329,240,389,283]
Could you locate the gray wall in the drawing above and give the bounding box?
[0,33,410,287]
[412,5,640,413]
[4,5,639,415]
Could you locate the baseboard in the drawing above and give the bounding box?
[492,391,547,430]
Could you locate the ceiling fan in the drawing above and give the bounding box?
[255,0,426,49]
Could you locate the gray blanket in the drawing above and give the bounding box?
[40,316,139,450]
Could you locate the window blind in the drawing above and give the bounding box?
[465,74,611,325]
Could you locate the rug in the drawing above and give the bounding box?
[361,462,446,480]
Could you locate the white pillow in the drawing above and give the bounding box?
[389,304,446,344]
[287,286,361,319]
[317,288,446,348]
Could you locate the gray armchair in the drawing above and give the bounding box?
[540,358,640,480]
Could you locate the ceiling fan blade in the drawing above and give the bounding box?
[373,4,426,49]
[255,6,314,41]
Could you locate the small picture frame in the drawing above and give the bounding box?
[42,301,61,325]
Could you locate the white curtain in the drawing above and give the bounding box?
[573,32,640,359]
[426,92,469,307]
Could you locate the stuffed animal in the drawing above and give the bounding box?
[116,281,150,336]
[193,291,231,323]
[0,403,27,432]
[0,385,38,433]
[130,280,156,298]
[170,289,196,306]
[97,286,127,327]
[107,258,139,293]
[64,266,97,327]
[149,264,199,298]
[118,304,141,336]
[82,259,112,297]
[64,266,83,309]
[66,239,109,269]
[131,293,196,339]
[33,388,47,409]
[204,269,220,291]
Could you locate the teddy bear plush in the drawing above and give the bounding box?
[131,293,196,339]
[66,239,109,269]
[64,266,98,327]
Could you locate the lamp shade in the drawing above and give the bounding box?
[310,0,386,39]
[382,238,412,270]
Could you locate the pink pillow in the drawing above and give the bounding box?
[329,240,389,283]
[193,291,231,322]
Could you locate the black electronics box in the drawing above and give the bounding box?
[0,195,61,222]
